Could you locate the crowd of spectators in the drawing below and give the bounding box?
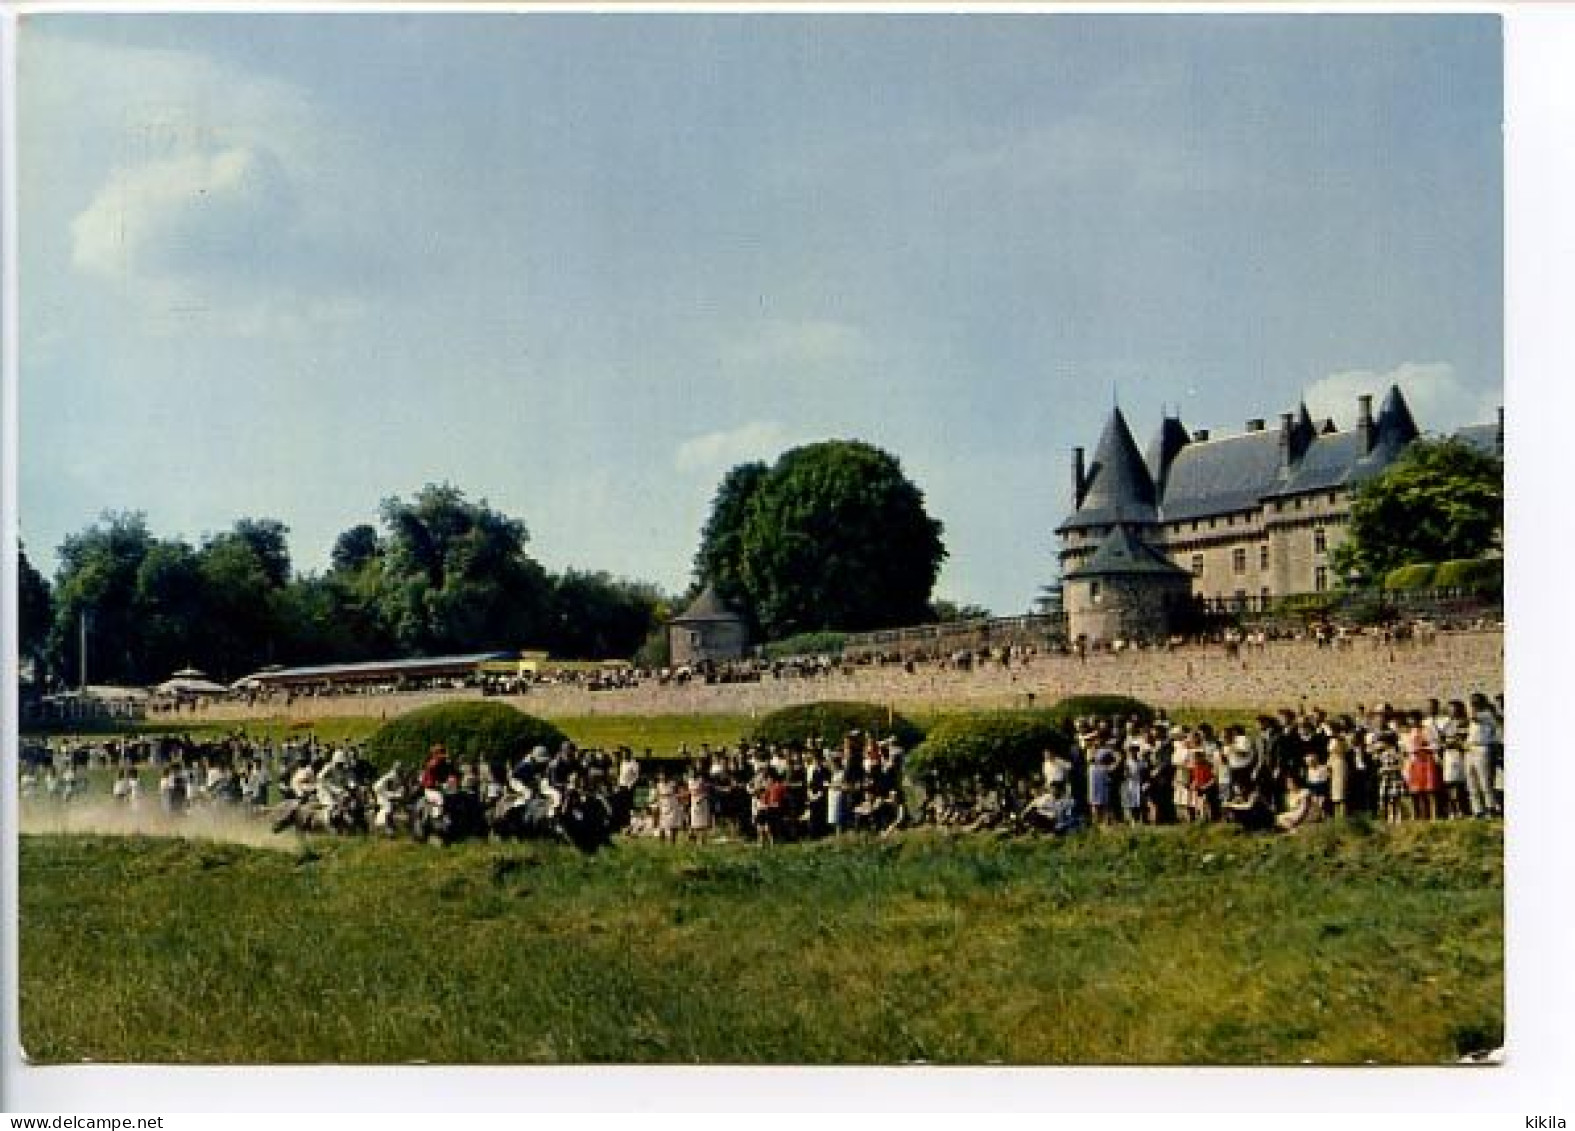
[22,688,1504,844]
[933,692,1507,837]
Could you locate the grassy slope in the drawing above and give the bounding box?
[20,820,1501,1065]
[81,713,754,757]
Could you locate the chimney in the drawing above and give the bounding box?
[1072,446,1086,507]
[1496,405,1504,457]
[1278,412,1295,469]
[1246,418,1265,432]
[1191,429,1210,442]
[1357,394,1375,453]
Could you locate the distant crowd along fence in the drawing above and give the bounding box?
[838,614,1066,660]
[1192,585,1503,626]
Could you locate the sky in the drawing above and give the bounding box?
[15,13,1504,615]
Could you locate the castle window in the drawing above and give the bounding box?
[1315,566,1328,593]
[1259,543,1270,570]
[1090,581,1102,605]
[1261,586,1271,606]
[1314,527,1327,554]
[1191,554,1204,578]
[1232,548,1247,574]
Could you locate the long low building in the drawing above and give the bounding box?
[238,651,514,691]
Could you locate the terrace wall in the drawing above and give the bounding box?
[184,625,1503,723]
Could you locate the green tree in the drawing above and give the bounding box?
[544,570,666,660]
[693,461,769,612]
[133,540,206,679]
[1332,438,1504,582]
[18,545,53,674]
[195,526,290,678]
[375,484,552,654]
[330,523,381,574]
[697,440,946,639]
[930,598,992,623]
[49,512,156,686]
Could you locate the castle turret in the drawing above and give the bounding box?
[1374,384,1419,451]
[1057,406,1158,534]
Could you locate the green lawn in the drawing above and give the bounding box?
[19,818,1502,1065]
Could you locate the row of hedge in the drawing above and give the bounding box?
[362,695,1155,787]
[1383,558,1503,593]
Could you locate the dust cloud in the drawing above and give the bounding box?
[19,799,299,851]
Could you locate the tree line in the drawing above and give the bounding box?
[16,440,959,689]
[18,486,670,688]
[21,433,1489,691]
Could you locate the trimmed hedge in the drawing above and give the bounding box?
[906,711,1071,791]
[363,701,567,773]
[762,631,848,660]
[744,700,923,751]
[1046,694,1155,725]
[1385,563,1439,590]
[1433,557,1503,595]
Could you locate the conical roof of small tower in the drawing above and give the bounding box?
[671,583,747,625]
[1373,384,1420,450]
[1059,406,1159,531]
[1063,525,1190,580]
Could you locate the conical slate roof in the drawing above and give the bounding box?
[672,583,746,625]
[1060,407,1158,531]
[1144,415,1192,495]
[1063,525,1190,580]
[1374,384,1419,450]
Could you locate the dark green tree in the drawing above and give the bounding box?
[49,511,156,685]
[224,518,293,589]
[330,523,381,575]
[133,540,206,679]
[375,484,552,654]
[697,440,946,639]
[1331,437,1504,582]
[18,544,53,674]
[195,525,291,678]
[544,570,667,660]
[693,460,769,611]
[930,598,992,623]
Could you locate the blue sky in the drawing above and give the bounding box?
[17,14,1503,614]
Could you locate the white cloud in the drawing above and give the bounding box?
[674,420,795,476]
[72,145,294,283]
[1303,362,1500,434]
[31,31,375,338]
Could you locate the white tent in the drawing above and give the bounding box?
[154,677,230,697]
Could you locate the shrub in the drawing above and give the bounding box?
[1046,694,1155,725]
[906,710,1070,791]
[1432,558,1503,595]
[762,631,847,660]
[1271,592,1337,618]
[1384,563,1438,590]
[744,700,923,750]
[363,701,566,773]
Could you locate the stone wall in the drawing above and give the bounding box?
[185,626,1503,725]
[1065,575,1190,644]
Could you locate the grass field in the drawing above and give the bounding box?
[19,818,1502,1065]
[55,713,756,757]
[37,706,1258,758]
